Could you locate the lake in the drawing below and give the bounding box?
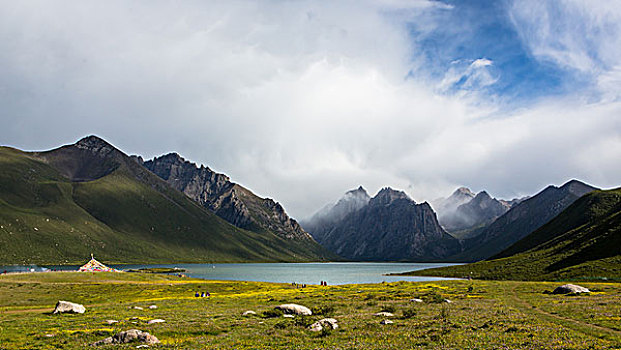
[0,262,461,285]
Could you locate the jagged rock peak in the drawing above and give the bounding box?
[371,187,412,206]
[473,191,492,201]
[347,185,369,196]
[75,135,115,153]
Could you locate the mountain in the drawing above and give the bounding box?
[306,187,461,261]
[431,187,475,223]
[407,187,621,281]
[439,191,511,234]
[300,186,371,243]
[143,153,311,240]
[0,136,333,264]
[453,180,598,262]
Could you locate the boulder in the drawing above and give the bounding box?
[410,298,423,303]
[380,319,393,325]
[443,299,453,303]
[147,319,165,325]
[104,320,118,325]
[552,284,590,294]
[309,318,338,332]
[275,304,312,316]
[92,329,159,346]
[53,301,85,314]
[242,310,256,316]
[148,305,157,310]
[133,306,144,310]
[373,312,394,317]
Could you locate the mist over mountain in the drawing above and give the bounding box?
[303,187,460,261]
[432,187,524,236]
[453,179,599,261]
[301,186,370,243]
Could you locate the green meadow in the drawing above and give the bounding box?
[0,272,619,349]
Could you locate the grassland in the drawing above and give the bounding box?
[0,272,619,349]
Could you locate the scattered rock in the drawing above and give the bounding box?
[443,299,453,303]
[380,319,393,325]
[136,345,150,349]
[373,312,394,317]
[283,314,295,318]
[133,306,144,310]
[147,319,165,325]
[105,320,119,325]
[410,298,423,303]
[552,284,590,294]
[309,318,338,332]
[53,301,85,314]
[92,329,159,346]
[275,304,312,315]
[148,305,157,310]
[44,334,55,338]
[242,310,256,316]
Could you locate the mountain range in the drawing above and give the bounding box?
[0,136,334,264]
[302,187,460,261]
[410,187,621,281]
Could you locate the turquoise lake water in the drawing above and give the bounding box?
[1,262,460,285]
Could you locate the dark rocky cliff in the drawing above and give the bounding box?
[144,153,312,240]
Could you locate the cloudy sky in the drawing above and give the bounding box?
[1,0,620,219]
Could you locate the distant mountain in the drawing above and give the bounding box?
[409,187,621,281]
[144,153,311,240]
[433,187,524,236]
[300,186,370,243]
[0,136,333,264]
[305,187,461,261]
[453,180,598,262]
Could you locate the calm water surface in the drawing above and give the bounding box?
[1,262,461,285]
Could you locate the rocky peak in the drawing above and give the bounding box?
[370,187,412,206]
[451,187,475,199]
[74,135,116,156]
[560,179,598,197]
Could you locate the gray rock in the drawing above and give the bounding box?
[380,319,393,325]
[373,312,394,317]
[309,318,338,332]
[148,305,157,310]
[104,320,118,325]
[53,301,85,314]
[275,304,312,315]
[92,329,159,346]
[552,284,590,294]
[410,298,423,303]
[242,310,256,316]
[133,306,144,310]
[443,299,453,303]
[283,314,295,318]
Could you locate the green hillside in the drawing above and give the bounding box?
[0,141,333,264]
[400,188,621,281]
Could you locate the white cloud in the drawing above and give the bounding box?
[0,0,619,219]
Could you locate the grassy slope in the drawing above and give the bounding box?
[0,272,619,349]
[0,147,331,264]
[403,188,621,281]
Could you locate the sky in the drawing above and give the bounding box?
[1,0,620,219]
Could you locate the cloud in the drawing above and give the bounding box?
[0,0,619,219]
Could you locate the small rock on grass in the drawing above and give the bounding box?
[105,320,119,325]
[410,298,423,303]
[443,299,452,303]
[380,319,393,325]
[242,310,256,316]
[283,314,295,318]
[92,329,159,346]
[373,312,394,317]
[553,284,590,294]
[147,319,165,325]
[275,304,312,315]
[53,301,85,314]
[148,305,157,310]
[309,318,338,332]
[133,306,144,310]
